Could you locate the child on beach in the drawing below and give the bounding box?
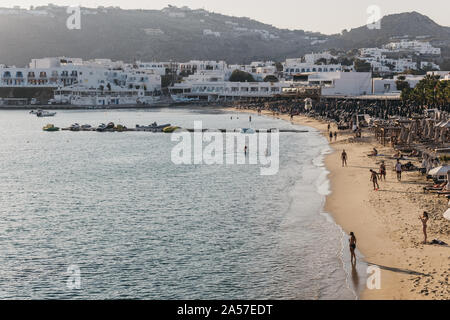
[370,169,380,190]
[395,160,402,181]
[341,150,348,167]
[349,232,357,264]
[419,212,429,244]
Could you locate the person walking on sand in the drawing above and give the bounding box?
[341,150,348,167]
[334,131,337,141]
[379,161,386,181]
[329,131,333,142]
[370,169,380,191]
[419,212,429,244]
[395,160,402,181]
[327,123,331,132]
[349,232,357,264]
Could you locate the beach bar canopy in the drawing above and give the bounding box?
[428,165,450,181]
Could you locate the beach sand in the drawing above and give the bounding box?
[228,107,450,300]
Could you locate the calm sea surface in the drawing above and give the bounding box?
[0,107,365,299]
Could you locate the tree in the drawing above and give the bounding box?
[274,62,283,72]
[229,70,255,82]
[354,59,372,72]
[263,75,278,82]
[315,58,327,65]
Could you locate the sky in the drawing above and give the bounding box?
[1,0,449,34]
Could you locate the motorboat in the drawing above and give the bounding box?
[81,124,92,130]
[114,124,127,132]
[136,122,171,132]
[96,123,107,132]
[162,126,180,133]
[70,123,80,131]
[36,110,57,117]
[43,124,59,132]
[240,128,255,134]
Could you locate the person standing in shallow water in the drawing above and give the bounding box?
[349,232,357,264]
[341,150,348,167]
[419,212,429,244]
[329,131,333,142]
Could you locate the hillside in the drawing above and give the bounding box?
[328,11,450,49]
[0,6,448,66]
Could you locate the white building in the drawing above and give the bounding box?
[304,72,372,96]
[384,40,441,55]
[0,57,162,105]
[372,74,425,95]
[284,63,343,77]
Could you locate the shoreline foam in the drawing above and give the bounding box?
[226,107,450,300]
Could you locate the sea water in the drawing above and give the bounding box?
[0,107,363,299]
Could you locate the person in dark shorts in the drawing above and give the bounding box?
[341,150,348,167]
[349,232,357,264]
[395,160,402,181]
[370,169,380,190]
[379,161,386,181]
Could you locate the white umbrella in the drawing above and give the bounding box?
[428,165,450,177]
[444,208,450,221]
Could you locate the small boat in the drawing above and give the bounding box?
[136,122,171,132]
[96,123,107,132]
[240,128,255,134]
[162,126,180,133]
[81,124,92,130]
[70,123,80,131]
[114,124,127,132]
[43,124,59,132]
[36,110,57,117]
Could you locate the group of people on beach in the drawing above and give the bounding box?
[327,124,338,142]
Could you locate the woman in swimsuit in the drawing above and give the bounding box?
[379,161,386,181]
[419,212,429,244]
[349,232,357,264]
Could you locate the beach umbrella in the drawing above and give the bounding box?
[424,121,430,138]
[407,131,413,145]
[434,126,441,142]
[440,127,447,143]
[428,165,450,177]
[444,208,450,221]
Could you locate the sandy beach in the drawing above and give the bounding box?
[227,107,450,300]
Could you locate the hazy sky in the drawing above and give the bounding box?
[1,0,449,34]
